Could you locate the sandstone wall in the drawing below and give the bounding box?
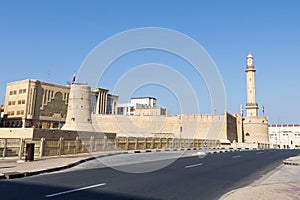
[243,116,269,143]
[226,113,239,142]
[93,113,229,140]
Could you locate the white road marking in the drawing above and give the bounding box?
[232,155,241,159]
[256,151,265,154]
[185,163,203,168]
[45,183,107,198]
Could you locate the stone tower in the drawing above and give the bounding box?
[242,53,269,144]
[245,53,258,117]
[62,84,95,132]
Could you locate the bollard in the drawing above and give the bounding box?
[25,143,35,161]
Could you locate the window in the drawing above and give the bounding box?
[17,99,25,104]
[7,111,14,116]
[48,90,51,101]
[19,89,26,94]
[16,110,24,115]
[8,101,16,106]
[9,90,17,95]
[44,90,47,103]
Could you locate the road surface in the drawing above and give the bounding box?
[1,149,299,200]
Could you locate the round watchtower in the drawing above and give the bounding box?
[62,84,95,132]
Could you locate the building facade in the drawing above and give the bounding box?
[269,124,300,149]
[130,97,156,108]
[4,79,70,129]
[117,97,163,115]
[3,79,118,129]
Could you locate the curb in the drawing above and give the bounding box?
[283,161,300,166]
[1,151,128,180]
[283,156,300,166]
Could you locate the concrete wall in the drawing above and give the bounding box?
[0,128,34,138]
[93,113,232,140]
[134,107,167,116]
[226,113,239,142]
[0,128,116,140]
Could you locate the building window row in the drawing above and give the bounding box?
[7,111,14,116]
[9,90,17,95]
[9,89,26,95]
[8,101,16,106]
[18,99,26,105]
[19,89,26,94]
[16,110,24,115]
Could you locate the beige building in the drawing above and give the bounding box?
[3,79,118,129]
[269,124,300,149]
[4,79,70,129]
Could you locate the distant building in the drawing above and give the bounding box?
[117,97,166,116]
[3,79,118,129]
[106,94,118,114]
[130,97,156,108]
[268,124,300,149]
[91,88,118,115]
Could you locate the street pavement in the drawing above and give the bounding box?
[0,149,299,200]
[221,155,300,200]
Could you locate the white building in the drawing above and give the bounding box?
[130,97,156,108]
[117,97,167,116]
[268,124,300,149]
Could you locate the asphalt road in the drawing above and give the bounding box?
[1,149,299,200]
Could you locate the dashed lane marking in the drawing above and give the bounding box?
[232,155,241,159]
[185,163,203,168]
[46,183,107,198]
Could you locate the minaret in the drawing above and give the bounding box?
[245,53,258,116]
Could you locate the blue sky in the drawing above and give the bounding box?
[0,0,299,124]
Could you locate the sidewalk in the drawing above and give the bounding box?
[221,155,300,200]
[0,151,126,179]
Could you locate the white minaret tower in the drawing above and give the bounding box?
[245,53,258,117]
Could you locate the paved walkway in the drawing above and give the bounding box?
[221,155,300,200]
